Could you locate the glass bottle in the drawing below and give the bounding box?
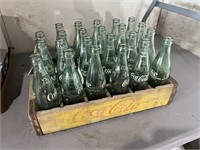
[109,44,129,95]
[111,18,120,42]
[37,41,56,82]
[55,23,64,35]
[145,27,156,63]
[148,37,173,87]
[73,21,82,62]
[61,49,84,105]
[30,53,59,110]
[86,45,106,100]
[126,16,136,41]
[129,38,150,91]
[137,22,146,50]
[98,26,107,59]
[79,35,90,83]
[56,39,66,80]
[56,30,69,48]
[102,33,116,83]
[35,31,45,53]
[92,19,101,45]
[127,31,138,72]
[115,23,126,55]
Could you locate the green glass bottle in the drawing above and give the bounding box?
[126,16,136,41]
[145,27,156,63]
[137,22,146,50]
[61,49,84,105]
[35,31,45,53]
[109,44,129,95]
[79,34,90,83]
[92,19,101,45]
[98,26,107,59]
[127,31,138,72]
[37,41,56,82]
[73,21,82,63]
[111,18,120,42]
[56,39,66,80]
[115,23,126,55]
[86,45,106,100]
[30,53,59,110]
[56,30,69,48]
[129,38,150,91]
[102,33,116,83]
[148,37,173,87]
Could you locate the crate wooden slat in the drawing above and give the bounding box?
[28,76,178,135]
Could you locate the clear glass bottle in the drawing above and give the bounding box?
[37,41,56,82]
[92,19,101,45]
[126,16,136,41]
[73,21,83,62]
[30,53,59,110]
[109,44,129,95]
[61,49,84,105]
[145,27,156,63]
[148,37,173,87]
[102,33,116,83]
[137,22,146,50]
[115,23,127,55]
[86,45,106,100]
[98,26,107,59]
[129,38,150,91]
[127,31,138,72]
[111,18,120,42]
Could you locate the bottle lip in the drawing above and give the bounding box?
[93,19,101,26]
[128,16,136,22]
[55,23,63,27]
[83,36,91,43]
[29,53,40,59]
[119,44,127,52]
[98,26,106,32]
[107,33,114,39]
[113,18,120,23]
[79,28,87,34]
[119,23,126,30]
[147,27,155,34]
[128,31,137,38]
[138,22,146,28]
[162,36,173,44]
[91,45,100,53]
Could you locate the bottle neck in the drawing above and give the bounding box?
[127,21,134,31]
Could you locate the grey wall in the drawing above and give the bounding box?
[0,0,159,54]
[157,0,200,57]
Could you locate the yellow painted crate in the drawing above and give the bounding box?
[28,76,178,135]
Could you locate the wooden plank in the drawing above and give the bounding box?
[36,83,174,134]
[28,76,43,135]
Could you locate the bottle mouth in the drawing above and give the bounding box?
[147,27,155,34]
[119,44,127,52]
[91,45,100,53]
[128,16,136,22]
[35,31,44,38]
[119,23,126,31]
[83,36,91,44]
[128,31,137,38]
[93,19,101,26]
[79,28,87,34]
[163,36,173,45]
[55,23,63,27]
[138,22,146,28]
[98,26,106,33]
[141,38,150,47]
[107,33,114,40]
[113,18,120,23]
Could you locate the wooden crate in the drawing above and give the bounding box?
[28,76,178,135]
